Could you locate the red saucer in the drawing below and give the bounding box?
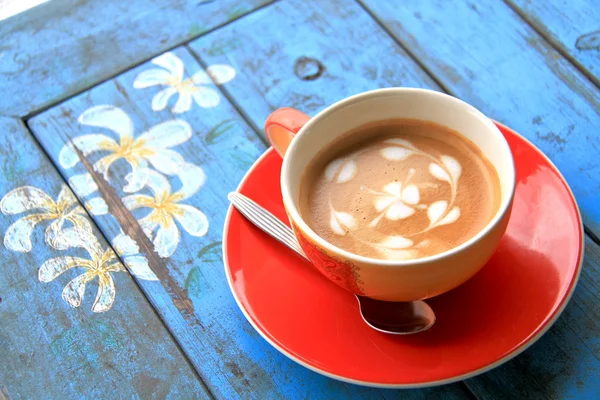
[223,122,583,387]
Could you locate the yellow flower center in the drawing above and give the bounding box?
[170,77,200,94]
[89,249,119,275]
[139,191,186,226]
[114,137,155,165]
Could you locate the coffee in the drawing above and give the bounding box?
[299,119,501,260]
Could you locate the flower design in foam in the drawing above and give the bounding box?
[324,137,463,260]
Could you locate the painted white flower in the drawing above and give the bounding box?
[38,227,125,313]
[1,185,90,252]
[133,52,235,114]
[88,163,208,258]
[60,105,192,193]
[370,175,421,227]
[111,232,158,281]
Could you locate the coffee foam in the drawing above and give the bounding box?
[299,119,501,260]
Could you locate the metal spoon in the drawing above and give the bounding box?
[228,192,436,335]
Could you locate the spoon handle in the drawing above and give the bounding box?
[228,192,308,260]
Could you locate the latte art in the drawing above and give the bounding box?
[300,119,501,260]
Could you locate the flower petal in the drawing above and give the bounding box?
[383,138,415,149]
[176,163,206,200]
[57,227,104,259]
[123,166,150,193]
[4,214,46,252]
[378,249,418,261]
[324,158,357,183]
[172,92,193,114]
[173,205,208,237]
[145,170,172,197]
[93,154,119,179]
[332,210,356,235]
[112,233,139,256]
[380,147,413,161]
[146,149,186,175]
[85,197,109,215]
[386,201,415,220]
[401,184,420,205]
[39,256,89,282]
[45,218,69,250]
[383,182,402,197]
[0,186,54,214]
[92,275,117,313]
[67,214,93,232]
[374,196,395,212]
[190,70,212,84]
[429,163,450,183]
[154,217,179,258]
[62,273,95,308]
[78,106,133,140]
[427,200,448,226]
[138,119,192,149]
[191,88,221,108]
[205,64,236,84]
[437,206,461,227]
[68,173,98,197]
[59,134,118,169]
[151,52,184,82]
[122,194,154,211]
[441,155,462,185]
[139,214,159,237]
[133,68,172,88]
[377,235,414,249]
[152,87,178,111]
[124,255,158,281]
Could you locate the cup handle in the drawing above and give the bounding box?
[264,107,311,158]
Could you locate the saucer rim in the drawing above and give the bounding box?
[222,121,584,388]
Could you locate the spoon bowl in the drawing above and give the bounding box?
[228,192,436,335]
[355,295,435,334]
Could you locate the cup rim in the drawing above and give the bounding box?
[281,87,516,267]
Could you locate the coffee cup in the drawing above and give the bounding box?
[265,88,515,301]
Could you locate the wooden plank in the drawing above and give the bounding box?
[188,0,440,133]
[0,117,209,399]
[507,0,600,88]
[189,0,600,397]
[464,236,600,399]
[357,0,600,240]
[28,46,473,399]
[0,0,272,118]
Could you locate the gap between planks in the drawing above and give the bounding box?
[185,44,268,146]
[502,0,600,90]
[17,116,217,400]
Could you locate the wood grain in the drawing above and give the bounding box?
[0,0,272,118]
[357,0,600,240]
[28,46,473,399]
[0,117,209,399]
[507,0,600,88]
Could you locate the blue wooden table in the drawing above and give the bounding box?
[1,1,599,398]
